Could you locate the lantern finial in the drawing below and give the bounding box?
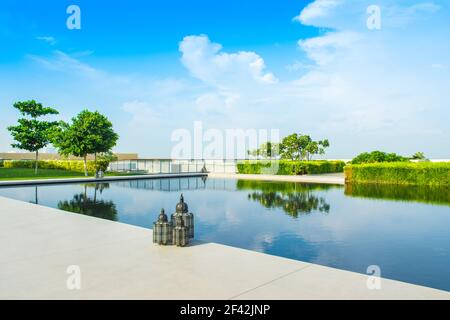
[158,208,168,222]
[176,193,188,213]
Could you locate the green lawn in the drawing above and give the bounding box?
[0,168,143,181]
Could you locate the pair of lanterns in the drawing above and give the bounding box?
[153,194,194,247]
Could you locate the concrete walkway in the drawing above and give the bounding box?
[0,196,448,300]
[0,172,207,187]
[209,172,345,185]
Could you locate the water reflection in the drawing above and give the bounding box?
[247,192,330,217]
[345,183,450,206]
[237,180,334,217]
[57,183,118,220]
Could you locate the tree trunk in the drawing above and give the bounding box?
[83,155,88,176]
[35,150,38,175]
[94,152,97,175]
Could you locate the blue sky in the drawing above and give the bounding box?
[1,0,449,158]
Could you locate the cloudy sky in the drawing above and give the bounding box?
[0,0,449,158]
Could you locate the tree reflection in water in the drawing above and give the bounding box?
[57,183,118,221]
[237,180,336,218]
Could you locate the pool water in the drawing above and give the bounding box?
[1,177,449,291]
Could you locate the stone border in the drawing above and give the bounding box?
[0,172,208,187]
[208,172,345,185]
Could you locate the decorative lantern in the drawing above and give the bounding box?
[171,194,194,239]
[172,213,189,247]
[153,209,173,245]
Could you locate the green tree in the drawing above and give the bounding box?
[304,139,330,161]
[95,151,118,173]
[279,133,329,161]
[411,152,427,161]
[279,133,302,160]
[248,142,279,159]
[7,100,59,174]
[53,110,119,176]
[351,151,408,164]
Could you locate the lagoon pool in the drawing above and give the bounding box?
[1,177,449,291]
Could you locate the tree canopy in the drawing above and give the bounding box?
[279,133,329,161]
[248,133,330,161]
[7,100,59,174]
[53,110,119,176]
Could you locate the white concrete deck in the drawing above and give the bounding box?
[209,172,345,185]
[0,196,448,300]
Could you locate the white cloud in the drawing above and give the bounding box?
[29,50,104,79]
[36,36,56,45]
[384,2,441,27]
[122,100,160,124]
[298,31,360,66]
[293,0,342,25]
[289,0,450,156]
[179,35,278,89]
[195,92,239,114]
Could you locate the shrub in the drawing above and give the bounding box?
[0,160,4,168]
[345,162,450,186]
[3,160,97,174]
[236,160,346,175]
[95,152,118,172]
[351,151,408,164]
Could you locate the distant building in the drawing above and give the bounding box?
[0,152,138,161]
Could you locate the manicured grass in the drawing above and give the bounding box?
[0,168,85,180]
[0,168,145,181]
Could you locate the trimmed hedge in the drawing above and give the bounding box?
[237,160,346,175]
[3,160,97,174]
[345,162,450,186]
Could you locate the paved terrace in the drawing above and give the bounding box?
[1,195,448,300]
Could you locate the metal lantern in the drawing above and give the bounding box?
[153,209,173,245]
[172,213,189,247]
[171,194,194,239]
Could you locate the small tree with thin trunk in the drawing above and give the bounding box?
[52,110,118,176]
[7,100,59,174]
